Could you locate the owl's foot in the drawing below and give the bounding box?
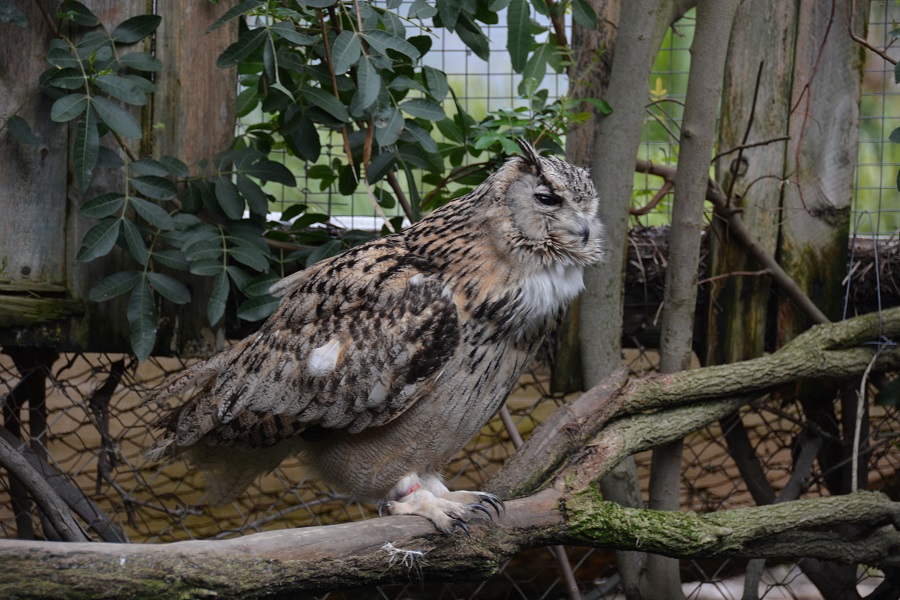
[380,474,505,534]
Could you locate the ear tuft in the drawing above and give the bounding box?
[515,139,543,175]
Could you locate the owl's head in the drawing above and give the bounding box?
[485,140,604,268]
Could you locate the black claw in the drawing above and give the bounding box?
[479,494,505,516]
[452,518,471,536]
[468,503,493,521]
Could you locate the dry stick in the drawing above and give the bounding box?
[0,434,89,542]
[849,0,896,65]
[634,158,830,325]
[498,406,582,600]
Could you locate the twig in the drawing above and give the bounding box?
[543,0,572,77]
[711,136,791,163]
[849,0,896,65]
[723,62,764,207]
[634,158,830,325]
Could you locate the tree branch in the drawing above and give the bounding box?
[0,489,896,598]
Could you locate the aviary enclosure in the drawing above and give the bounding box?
[0,1,899,598]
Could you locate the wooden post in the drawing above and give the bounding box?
[705,0,799,366]
[151,2,237,357]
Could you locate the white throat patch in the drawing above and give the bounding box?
[517,263,584,324]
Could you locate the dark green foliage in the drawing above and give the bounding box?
[2,0,598,360]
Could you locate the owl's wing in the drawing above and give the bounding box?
[147,247,460,455]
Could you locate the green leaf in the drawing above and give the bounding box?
[331,30,361,75]
[112,14,161,43]
[455,17,490,61]
[62,1,99,26]
[91,96,142,139]
[46,46,80,69]
[207,0,263,32]
[121,218,149,265]
[130,158,170,177]
[408,0,437,19]
[76,218,121,262]
[269,21,317,46]
[147,272,191,304]
[89,271,142,302]
[0,1,28,27]
[237,294,279,321]
[437,0,460,31]
[184,238,224,261]
[436,117,465,143]
[297,0,337,7]
[362,30,420,60]
[6,116,38,145]
[374,106,404,146]
[190,258,226,276]
[82,193,125,218]
[387,75,428,95]
[366,152,395,184]
[890,127,900,145]
[507,0,530,73]
[422,66,449,102]
[73,108,99,192]
[399,98,446,120]
[306,239,343,267]
[285,115,320,162]
[95,74,148,105]
[305,87,350,122]
[217,27,267,68]
[119,52,163,72]
[236,86,259,118]
[237,173,269,216]
[215,176,244,219]
[131,175,177,201]
[44,68,85,90]
[131,196,176,230]
[520,42,550,92]
[208,271,229,325]
[241,160,296,186]
[241,272,279,296]
[127,279,158,361]
[152,249,190,271]
[50,94,89,122]
[403,122,438,154]
[229,243,270,271]
[356,55,381,110]
[572,0,598,29]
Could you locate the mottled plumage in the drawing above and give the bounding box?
[145,140,603,532]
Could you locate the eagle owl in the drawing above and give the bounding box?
[145,140,603,533]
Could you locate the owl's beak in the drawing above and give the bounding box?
[579,218,591,246]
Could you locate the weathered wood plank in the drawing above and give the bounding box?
[151,2,237,358]
[777,0,869,341]
[0,297,84,328]
[0,0,68,290]
[705,0,799,364]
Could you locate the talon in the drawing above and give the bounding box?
[377,501,390,517]
[479,494,505,516]
[468,503,493,520]
[452,518,470,536]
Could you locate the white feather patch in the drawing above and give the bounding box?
[518,263,584,322]
[307,339,342,376]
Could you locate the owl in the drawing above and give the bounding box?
[145,140,604,533]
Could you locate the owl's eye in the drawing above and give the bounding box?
[535,193,562,207]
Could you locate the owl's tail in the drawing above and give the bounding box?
[182,441,300,504]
